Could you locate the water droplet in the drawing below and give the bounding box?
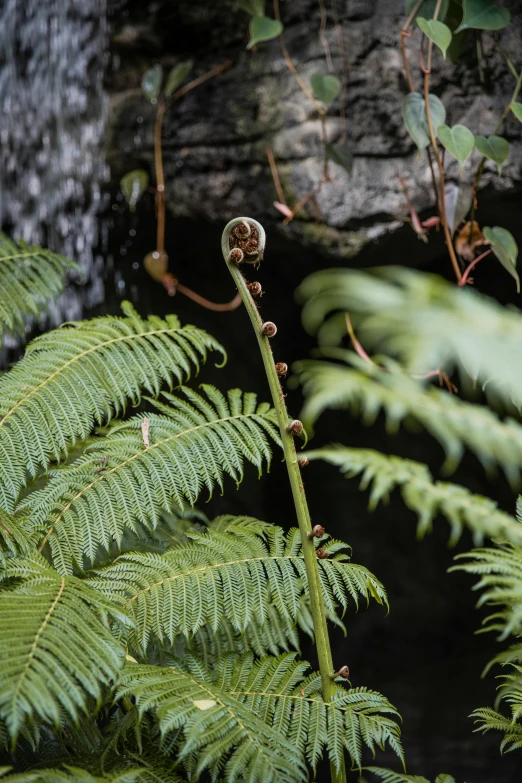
[129,229,136,236]
[132,262,139,270]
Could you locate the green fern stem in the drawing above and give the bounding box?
[221,218,347,783]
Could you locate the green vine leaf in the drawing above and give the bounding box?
[404,0,449,22]
[141,64,163,104]
[403,92,446,152]
[247,16,283,49]
[483,226,519,292]
[165,60,193,98]
[325,143,353,174]
[236,0,265,14]
[437,124,474,170]
[511,102,522,123]
[455,0,510,32]
[120,170,149,212]
[416,18,452,58]
[474,134,510,175]
[310,74,341,106]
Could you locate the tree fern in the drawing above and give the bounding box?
[298,266,522,407]
[306,446,522,546]
[296,352,522,482]
[119,652,402,778]
[0,302,224,510]
[19,387,279,573]
[0,234,78,342]
[0,768,182,783]
[0,555,130,737]
[88,518,386,654]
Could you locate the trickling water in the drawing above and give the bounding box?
[0,0,108,321]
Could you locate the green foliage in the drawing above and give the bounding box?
[511,102,522,123]
[416,18,452,58]
[310,74,341,106]
[236,0,265,15]
[247,16,283,49]
[404,0,449,21]
[0,301,223,511]
[402,93,446,152]
[325,143,353,174]
[455,0,510,33]
[141,65,163,103]
[120,170,149,212]
[483,226,519,292]
[365,770,456,783]
[119,652,402,777]
[0,234,77,342]
[474,134,510,176]
[437,124,474,168]
[164,61,193,98]
[305,446,522,546]
[21,387,278,574]
[297,266,522,408]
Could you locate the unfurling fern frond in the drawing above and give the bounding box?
[0,556,130,736]
[298,265,522,408]
[0,234,78,341]
[21,387,279,574]
[306,446,522,546]
[119,653,403,778]
[88,518,386,654]
[296,353,522,482]
[0,302,224,511]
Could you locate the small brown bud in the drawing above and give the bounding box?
[333,665,350,679]
[234,220,251,238]
[298,457,310,468]
[275,362,288,377]
[244,239,259,256]
[316,548,328,559]
[261,321,277,338]
[229,248,244,265]
[286,419,303,436]
[248,282,263,297]
[308,524,324,539]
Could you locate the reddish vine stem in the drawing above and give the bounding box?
[400,0,423,93]
[459,249,492,287]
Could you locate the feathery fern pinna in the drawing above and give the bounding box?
[0,227,401,783]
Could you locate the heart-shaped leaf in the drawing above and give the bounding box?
[474,135,510,175]
[165,61,193,98]
[120,170,149,212]
[325,143,353,173]
[511,102,522,123]
[483,226,519,292]
[403,92,446,152]
[311,74,341,106]
[247,16,283,48]
[444,182,472,234]
[405,0,449,21]
[141,64,163,104]
[417,18,452,58]
[236,0,265,15]
[455,0,510,32]
[437,124,475,169]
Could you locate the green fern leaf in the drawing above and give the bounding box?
[0,235,78,341]
[89,518,385,653]
[364,769,430,783]
[21,387,279,573]
[119,652,402,776]
[306,446,522,546]
[296,353,522,483]
[297,266,522,408]
[472,706,522,752]
[0,556,130,737]
[0,768,153,782]
[0,303,224,510]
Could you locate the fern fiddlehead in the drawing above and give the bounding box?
[221,217,347,783]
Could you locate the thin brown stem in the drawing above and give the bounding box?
[273,0,325,114]
[426,146,441,217]
[318,0,333,70]
[154,103,166,253]
[459,249,492,287]
[400,0,423,93]
[331,0,348,144]
[266,147,288,205]
[345,314,376,366]
[176,284,242,312]
[169,60,232,104]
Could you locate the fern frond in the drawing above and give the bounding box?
[307,446,522,546]
[364,769,430,783]
[89,518,385,654]
[0,235,78,341]
[472,707,522,752]
[0,302,224,510]
[298,265,522,408]
[119,652,402,776]
[296,353,522,482]
[21,387,279,574]
[0,556,130,737]
[0,511,36,565]
[0,768,153,782]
